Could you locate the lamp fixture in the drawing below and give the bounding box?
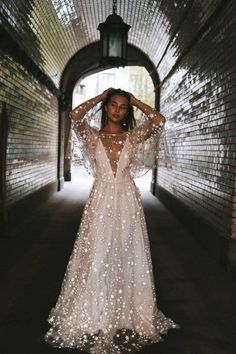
[97,0,131,68]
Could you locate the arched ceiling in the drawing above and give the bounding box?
[1,0,223,86]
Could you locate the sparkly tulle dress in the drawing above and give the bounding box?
[44,110,178,353]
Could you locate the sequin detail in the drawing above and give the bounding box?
[45,109,178,353]
[70,108,165,178]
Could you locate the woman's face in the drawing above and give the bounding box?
[105,95,129,124]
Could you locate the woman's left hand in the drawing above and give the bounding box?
[128,92,138,106]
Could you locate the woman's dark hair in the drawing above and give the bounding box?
[100,88,136,131]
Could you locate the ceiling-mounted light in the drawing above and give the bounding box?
[97,0,131,68]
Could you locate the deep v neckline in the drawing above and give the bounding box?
[99,134,128,178]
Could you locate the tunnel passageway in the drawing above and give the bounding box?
[0,168,236,354]
[1,0,236,352]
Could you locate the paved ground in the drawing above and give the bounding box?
[0,166,236,354]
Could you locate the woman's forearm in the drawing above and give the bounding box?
[131,96,166,125]
[69,94,103,123]
[70,88,112,124]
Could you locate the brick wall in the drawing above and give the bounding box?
[232,170,236,239]
[0,51,58,207]
[158,0,236,240]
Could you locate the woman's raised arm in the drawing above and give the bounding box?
[128,93,166,142]
[69,88,112,126]
[130,93,166,126]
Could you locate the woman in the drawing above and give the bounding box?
[45,88,178,353]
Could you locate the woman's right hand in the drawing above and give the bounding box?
[100,87,114,102]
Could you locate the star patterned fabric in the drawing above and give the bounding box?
[44,104,179,353]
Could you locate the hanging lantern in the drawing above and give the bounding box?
[97,0,131,68]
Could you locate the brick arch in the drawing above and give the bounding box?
[58,42,160,185]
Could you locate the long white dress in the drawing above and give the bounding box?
[45,114,178,353]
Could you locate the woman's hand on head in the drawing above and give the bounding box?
[100,87,114,102]
[99,88,139,106]
[127,92,138,106]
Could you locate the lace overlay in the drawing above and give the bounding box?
[45,111,179,353]
[72,117,99,177]
[129,113,164,177]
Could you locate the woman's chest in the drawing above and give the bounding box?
[96,134,132,175]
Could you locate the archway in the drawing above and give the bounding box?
[58,42,160,189]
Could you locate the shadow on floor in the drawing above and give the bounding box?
[0,166,236,354]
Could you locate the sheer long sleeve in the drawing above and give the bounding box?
[128,111,165,178]
[129,111,165,144]
[70,109,99,176]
